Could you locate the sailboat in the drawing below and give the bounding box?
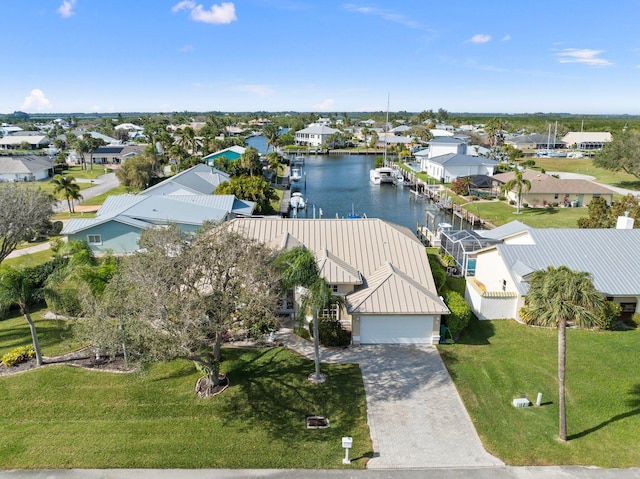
[370,93,394,184]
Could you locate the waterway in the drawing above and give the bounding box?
[246,135,458,232]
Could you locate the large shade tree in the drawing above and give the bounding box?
[593,130,640,180]
[82,223,281,396]
[521,266,604,441]
[0,184,53,264]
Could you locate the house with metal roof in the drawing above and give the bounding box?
[202,145,246,165]
[0,155,54,181]
[0,133,51,150]
[466,222,640,321]
[81,145,145,165]
[418,153,498,183]
[504,133,566,151]
[561,132,612,150]
[294,124,341,148]
[493,170,615,207]
[228,217,449,345]
[62,193,255,254]
[141,163,230,196]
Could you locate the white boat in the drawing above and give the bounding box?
[290,191,306,209]
[370,167,395,185]
[290,168,302,182]
[293,156,305,166]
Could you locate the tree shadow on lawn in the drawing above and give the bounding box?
[523,207,560,216]
[616,180,640,190]
[216,347,366,441]
[568,383,640,440]
[454,317,495,346]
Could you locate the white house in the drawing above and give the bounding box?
[561,132,612,150]
[466,221,640,321]
[229,217,449,345]
[294,124,341,148]
[0,155,54,181]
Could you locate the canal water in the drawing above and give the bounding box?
[246,136,457,232]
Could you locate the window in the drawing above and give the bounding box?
[87,234,102,245]
[331,284,339,293]
[501,279,507,291]
[320,303,340,321]
[593,194,600,199]
[554,193,559,199]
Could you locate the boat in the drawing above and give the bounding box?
[394,171,406,186]
[292,156,305,166]
[290,168,302,182]
[289,191,306,209]
[369,167,395,185]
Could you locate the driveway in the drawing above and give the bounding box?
[277,332,503,469]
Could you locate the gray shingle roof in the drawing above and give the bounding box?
[0,156,53,174]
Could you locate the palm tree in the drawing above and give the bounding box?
[0,266,44,365]
[263,124,280,154]
[501,169,531,214]
[276,247,344,384]
[522,266,604,441]
[50,174,82,213]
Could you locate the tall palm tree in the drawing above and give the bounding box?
[276,247,344,383]
[523,266,604,441]
[50,174,82,213]
[263,124,280,154]
[501,169,531,214]
[0,266,44,365]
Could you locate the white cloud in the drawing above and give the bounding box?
[21,89,52,112]
[172,1,237,24]
[313,99,334,111]
[470,34,491,44]
[57,0,76,18]
[556,48,613,67]
[343,4,420,29]
[502,34,511,41]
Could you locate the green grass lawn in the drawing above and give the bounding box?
[0,346,371,469]
[440,318,640,467]
[62,165,113,180]
[467,201,587,228]
[80,185,137,206]
[3,249,55,268]
[531,158,640,190]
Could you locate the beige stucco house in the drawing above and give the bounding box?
[229,217,449,345]
[493,170,615,207]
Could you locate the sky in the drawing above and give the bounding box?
[2,1,640,115]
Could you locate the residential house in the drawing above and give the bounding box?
[202,145,246,165]
[561,132,612,150]
[62,194,255,254]
[505,133,566,151]
[466,221,640,321]
[229,217,449,345]
[294,124,341,148]
[140,163,230,196]
[0,125,23,136]
[492,170,615,207]
[81,145,146,165]
[0,132,50,150]
[0,155,54,182]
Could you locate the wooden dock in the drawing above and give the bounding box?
[279,190,291,217]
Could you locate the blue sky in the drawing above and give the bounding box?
[2,1,639,115]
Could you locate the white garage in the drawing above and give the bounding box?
[359,315,436,345]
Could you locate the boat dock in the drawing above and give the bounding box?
[279,189,291,217]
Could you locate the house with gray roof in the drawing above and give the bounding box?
[62,193,255,254]
[141,163,230,196]
[0,155,54,181]
[0,133,50,150]
[505,133,566,151]
[419,153,498,183]
[466,222,640,321]
[294,124,341,148]
[229,217,449,345]
[81,145,145,165]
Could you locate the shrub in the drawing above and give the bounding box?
[509,200,516,206]
[311,318,351,347]
[1,345,35,367]
[442,254,456,268]
[522,203,529,208]
[443,290,472,338]
[625,313,640,329]
[597,301,622,330]
[550,202,559,208]
[428,254,447,292]
[498,195,507,201]
[294,325,310,340]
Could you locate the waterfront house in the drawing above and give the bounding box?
[294,124,341,148]
[203,145,246,165]
[141,163,230,196]
[418,151,498,183]
[504,133,566,151]
[466,221,640,321]
[492,170,615,207]
[0,155,54,181]
[0,133,50,150]
[561,132,612,150]
[229,217,449,345]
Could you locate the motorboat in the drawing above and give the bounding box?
[293,156,305,166]
[290,191,306,209]
[369,167,395,185]
[290,168,302,182]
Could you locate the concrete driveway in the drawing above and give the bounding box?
[278,331,503,469]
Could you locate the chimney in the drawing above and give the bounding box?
[616,211,635,230]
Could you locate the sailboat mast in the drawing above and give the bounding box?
[384,92,389,166]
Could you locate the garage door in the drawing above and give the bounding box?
[359,315,434,344]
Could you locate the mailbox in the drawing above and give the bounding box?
[342,436,353,449]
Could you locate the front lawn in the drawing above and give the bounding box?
[0,345,371,468]
[3,249,55,268]
[440,318,640,467]
[531,158,640,190]
[467,201,587,228]
[0,307,75,357]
